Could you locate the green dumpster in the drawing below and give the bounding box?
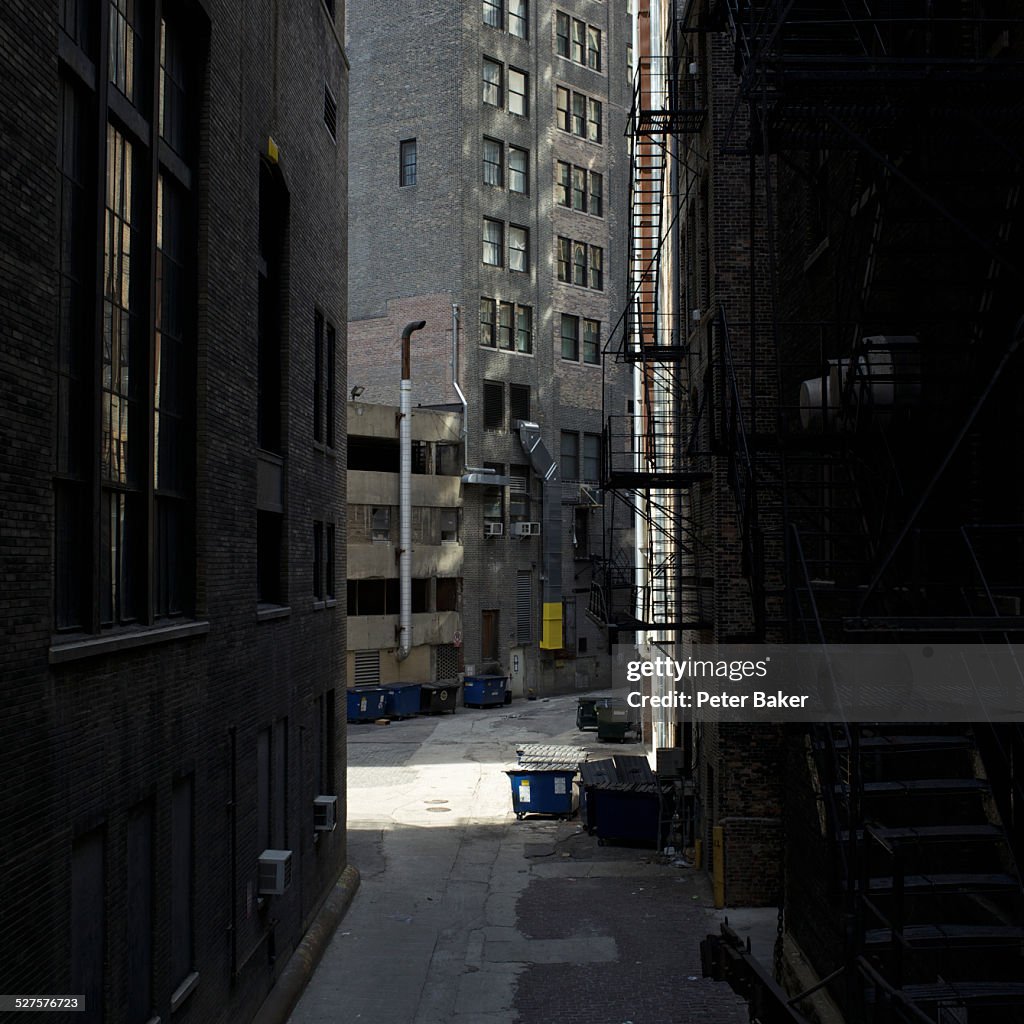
[595,698,636,742]
[576,697,599,731]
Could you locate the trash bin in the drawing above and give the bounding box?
[506,764,579,820]
[589,783,673,847]
[463,674,507,708]
[347,687,387,722]
[383,682,422,719]
[576,697,600,731]
[419,682,460,714]
[595,698,637,741]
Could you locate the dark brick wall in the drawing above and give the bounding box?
[0,2,349,1021]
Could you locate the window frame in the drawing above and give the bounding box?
[508,145,528,194]
[508,67,528,117]
[497,300,515,350]
[483,136,503,187]
[483,217,504,266]
[479,296,497,347]
[483,0,502,29]
[583,318,601,364]
[555,12,570,57]
[560,313,580,361]
[508,224,529,273]
[508,0,527,38]
[483,57,503,107]
[515,305,533,354]
[399,138,417,186]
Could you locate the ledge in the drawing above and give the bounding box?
[49,620,210,665]
[170,971,200,1013]
[257,605,291,622]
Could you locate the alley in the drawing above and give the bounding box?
[287,696,749,1024]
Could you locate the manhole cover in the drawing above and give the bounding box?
[424,799,448,805]
[425,806,452,813]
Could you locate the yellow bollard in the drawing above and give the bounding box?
[712,826,725,909]
[694,838,703,872]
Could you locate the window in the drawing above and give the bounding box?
[572,166,587,211]
[483,461,504,524]
[508,67,527,116]
[557,161,571,207]
[480,296,496,347]
[483,58,502,106]
[588,98,603,142]
[573,240,587,286]
[508,224,528,272]
[556,12,570,57]
[572,18,585,63]
[326,523,336,599]
[583,318,601,364]
[498,300,515,349]
[509,465,531,520]
[399,138,417,185]
[561,431,580,481]
[483,381,504,430]
[573,507,590,557]
[557,236,571,282]
[483,0,502,28]
[590,171,603,217]
[257,510,283,604]
[516,305,533,354]
[590,245,604,290]
[371,506,391,542]
[326,321,336,447]
[561,314,579,361]
[481,609,500,660]
[436,578,459,611]
[583,433,602,482]
[483,218,503,266]
[440,509,459,544]
[587,26,602,70]
[556,86,570,131]
[508,146,528,193]
[510,383,530,427]
[556,87,602,142]
[324,83,337,139]
[508,0,527,38]
[483,137,503,186]
[313,521,324,599]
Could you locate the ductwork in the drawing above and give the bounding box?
[397,320,426,662]
[452,302,502,483]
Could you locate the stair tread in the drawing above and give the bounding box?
[832,734,971,750]
[838,778,989,794]
[898,980,1024,1002]
[865,871,1019,893]
[841,824,1004,842]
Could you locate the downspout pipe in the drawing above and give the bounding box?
[397,320,426,662]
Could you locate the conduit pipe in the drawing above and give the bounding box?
[397,320,426,662]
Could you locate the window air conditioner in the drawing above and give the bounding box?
[314,794,338,832]
[512,521,541,537]
[484,522,504,537]
[258,849,293,895]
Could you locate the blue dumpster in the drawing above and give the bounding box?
[347,687,387,722]
[383,682,422,719]
[463,674,507,708]
[506,764,578,820]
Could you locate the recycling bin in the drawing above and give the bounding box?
[419,682,460,714]
[595,698,637,741]
[463,674,507,708]
[576,697,600,731]
[383,682,422,719]
[506,764,578,820]
[589,785,670,847]
[347,687,387,722]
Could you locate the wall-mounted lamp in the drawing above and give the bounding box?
[350,385,365,400]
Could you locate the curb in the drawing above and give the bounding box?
[252,863,362,1024]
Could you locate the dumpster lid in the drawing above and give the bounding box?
[515,743,588,766]
[506,762,579,774]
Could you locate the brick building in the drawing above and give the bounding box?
[345,0,633,694]
[618,1,1024,1020]
[0,2,349,1021]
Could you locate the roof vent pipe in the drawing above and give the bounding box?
[397,320,426,662]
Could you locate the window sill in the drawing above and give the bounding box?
[170,971,200,1013]
[326,597,338,608]
[49,620,210,665]
[257,604,291,622]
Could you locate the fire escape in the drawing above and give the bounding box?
[590,44,712,640]
[716,2,1024,1021]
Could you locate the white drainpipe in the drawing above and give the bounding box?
[397,320,426,662]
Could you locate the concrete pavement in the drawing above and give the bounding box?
[286,695,750,1024]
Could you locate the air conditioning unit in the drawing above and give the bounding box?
[512,521,541,537]
[258,849,293,896]
[314,794,338,832]
[484,522,504,537]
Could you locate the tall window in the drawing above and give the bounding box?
[590,171,603,216]
[557,161,571,207]
[314,311,324,441]
[483,137,503,186]
[588,98,603,142]
[508,68,527,116]
[508,0,527,38]
[508,225,528,272]
[516,305,533,354]
[326,523,336,599]
[498,301,515,349]
[561,431,580,481]
[583,318,601,364]
[480,296,497,347]
[583,433,602,482]
[587,26,602,70]
[556,87,570,132]
[509,383,530,428]
[590,245,604,290]
[483,58,502,106]
[572,166,587,210]
[399,138,417,185]
[557,236,571,282]
[572,18,585,63]
[508,146,528,193]
[313,521,324,599]
[573,241,587,286]
[483,218,503,266]
[325,321,336,447]
[561,314,579,361]
[483,0,502,28]
[55,3,204,632]
[556,12,570,57]
[483,382,504,431]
